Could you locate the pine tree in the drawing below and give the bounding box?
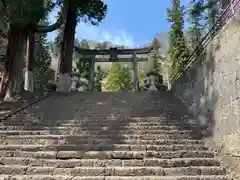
[148,38,161,76]
[203,0,223,40]
[167,0,190,82]
[188,0,205,53]
[151,50,161,75]
[105,62,132,91]
[204,0,220,31]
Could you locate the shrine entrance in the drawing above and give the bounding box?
[74,46,153,91]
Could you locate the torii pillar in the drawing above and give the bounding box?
[132,52,139,91]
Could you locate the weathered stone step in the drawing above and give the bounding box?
[0,131,199,138]
[0,144,208,152]
[53,121,195,126]
[0,132,200,140]
[0,136,204,146]
[0,129,197,136]
[0,150,215,159]
[0,133,201,141]
[0,165,226,176]
[2,120,194,127]
[0,157,221,167]
[0,125,196,131]
[0,175,231,180]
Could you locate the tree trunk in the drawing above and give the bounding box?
[58,0,77,92]
[24,32,35,92]
[0,25,25,100]
[12,32,25,94]
[55,26,64,82]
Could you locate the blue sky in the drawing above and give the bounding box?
[48,0,189,48]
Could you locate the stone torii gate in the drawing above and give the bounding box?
[74,46,153,91]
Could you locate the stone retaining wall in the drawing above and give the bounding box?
[172,14,240,169]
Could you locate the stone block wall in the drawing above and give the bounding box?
[172,16,240,166]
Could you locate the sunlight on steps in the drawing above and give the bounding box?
[0,92,231,180]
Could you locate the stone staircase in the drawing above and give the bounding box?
[0,92,230,180]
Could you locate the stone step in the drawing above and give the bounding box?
[0,150,215,159]
[0,133,202,140]
[0,125,196,131]
[0,142,208,151]
[0,129,197,136]
[0,136,204,146]
[0,175,231,180]
[54,121,196,126]
[0,165,226,176]
[0,132,200,140]
[2,120,194,127]
[0,157,221,167]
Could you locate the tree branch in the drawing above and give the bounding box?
[34,0,68,33]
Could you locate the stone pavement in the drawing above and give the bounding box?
[0,92,231,180]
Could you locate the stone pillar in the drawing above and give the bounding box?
[24,33,35,92]
[88,56,95,91]
[132,52,139,91]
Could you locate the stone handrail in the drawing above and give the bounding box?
[171,0,240,83]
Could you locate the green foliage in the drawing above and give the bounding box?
[204,0,220,30]
[34,33,55,90]
[138,68,147,91]
[1,0,54,27]
[105,62,132,91]
[188,0,205,52]
[75,0,108,25]
[74,59,91,89]
[73,39,92,91]
[94,65,104,92]
[151,50,161,75]
[44,0,108,57]
[79,39,90,49]
[167,0,190,82]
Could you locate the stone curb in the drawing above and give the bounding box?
[0,93,51,121]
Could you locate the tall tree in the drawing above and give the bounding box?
[188,0,205,53]
[204,0,221,32]
[57,0,107,92]
[150,50,161,75]
[0,0,65,98]
[105,62,132,92]
[167,0,190,82]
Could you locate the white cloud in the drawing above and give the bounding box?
[75,22,135,48]
[46,18,136,47]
